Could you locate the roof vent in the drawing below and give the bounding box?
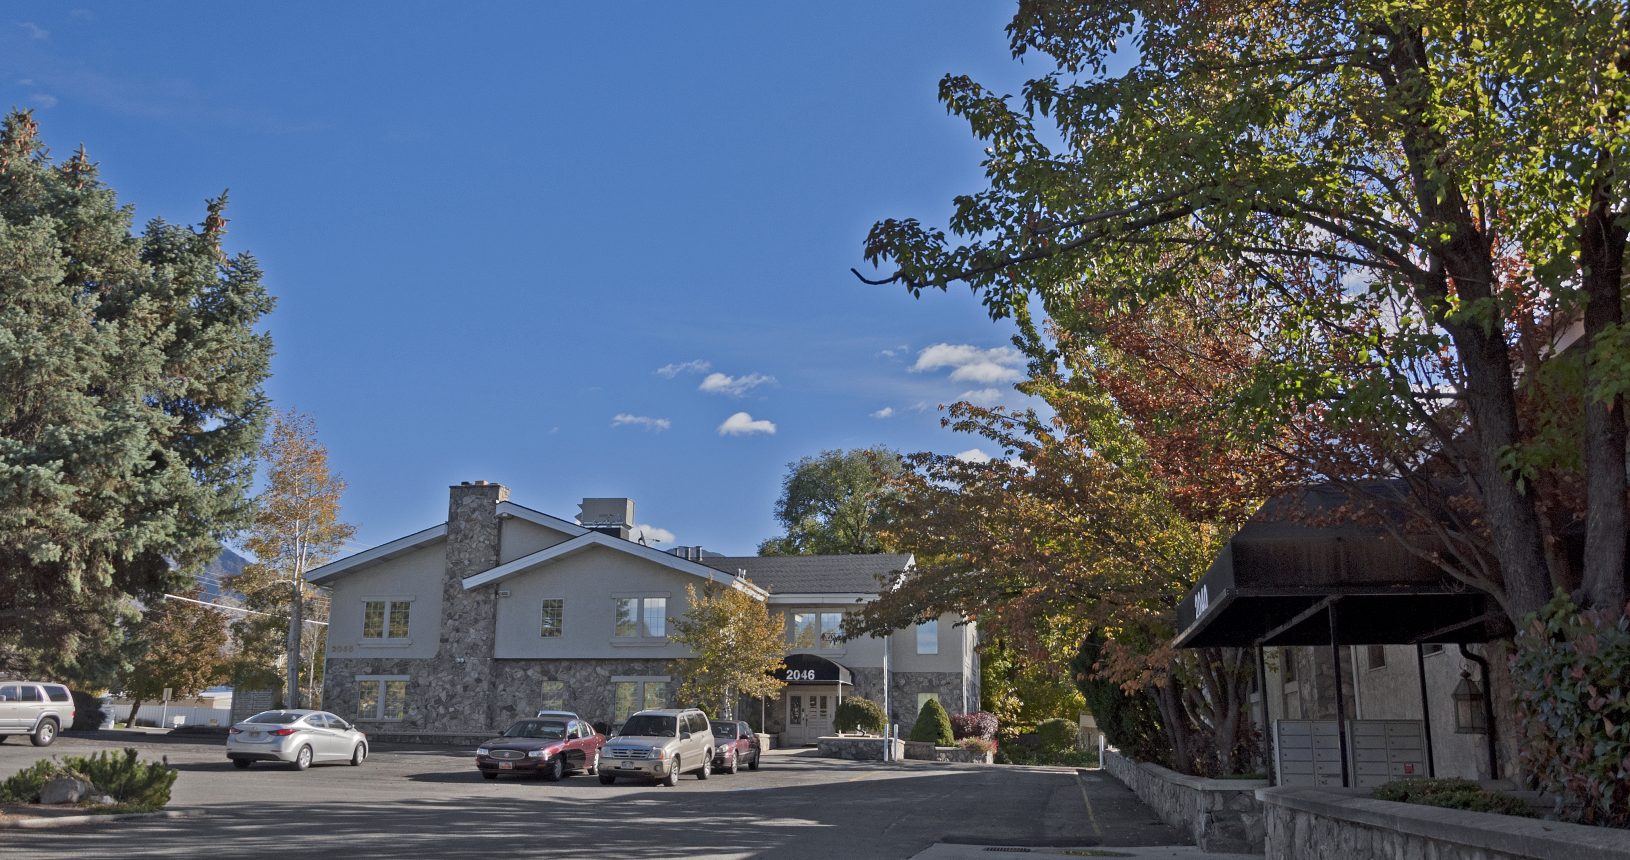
[578,497,634,540]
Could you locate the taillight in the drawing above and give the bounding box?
[270,728,297,736]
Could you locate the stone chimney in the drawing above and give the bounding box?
[578,497,634,540]
[422,480,508,732]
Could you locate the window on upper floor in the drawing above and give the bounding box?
[790,611,845,649]
[541,599,564,638]
[819,612,843,646]
[614,597,667,639]
[916,618,939,655]
[362,600,411,640]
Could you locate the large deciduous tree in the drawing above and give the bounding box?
[668,582,787,719]
[0,110,273,679]
[758,447,905,556]
[120,590,229,727]
[859,0,1630,624]
[229,409,354,708]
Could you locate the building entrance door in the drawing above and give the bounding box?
[785,689,835,745]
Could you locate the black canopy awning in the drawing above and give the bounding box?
[775,653,853,685]
[1174,485,1501,648]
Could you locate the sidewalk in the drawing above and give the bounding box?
[910,844,1261,859]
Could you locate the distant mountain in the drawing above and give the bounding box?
[198,547,250,602]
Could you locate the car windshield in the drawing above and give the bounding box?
[710,722,738,738]
[502,720,567,739]
[617,715,678,737]
[245,712,302,725]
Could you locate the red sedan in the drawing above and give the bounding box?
[476,717,603,781]
[709,720,761,774]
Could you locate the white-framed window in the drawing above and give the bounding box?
[539,681,566,711]
[790,611,845,649]
[357,675,409,721]
[541,599,564,638]
[916,618,939,655]
[613,596,667,639]
[362,599,411,640]
[916,692,940,717]
[819,612,843,646]
[611,676,669,723]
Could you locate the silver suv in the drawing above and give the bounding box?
[598,708,714,786]
[0,681,75,746]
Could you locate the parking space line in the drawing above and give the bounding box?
[1074,770,1103,838]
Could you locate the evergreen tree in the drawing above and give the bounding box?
[0,110,273,679]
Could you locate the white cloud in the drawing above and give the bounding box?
[955,448,992,463]
[28,94,57,109]
[611,413,671,431]
[871,407,895,419]
[911,401,930,413]
[958,388,1003,406]
[912,343,1025,384]
[718,412,776,436]
[18,22,49,41]
[656,359,711,378]
[633,524,675,544]
[699,371,776,397]
[878,343,910,359]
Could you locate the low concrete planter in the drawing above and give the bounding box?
[1258,786,1630,860]
[902,741,993,763]
[1103,749,1267,854]
[816,735,903,761]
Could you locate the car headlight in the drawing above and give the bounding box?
[654,748,668,760]
[528,749,546,759]
[476,748,489,756]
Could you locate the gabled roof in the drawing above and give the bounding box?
[462,531,769,599]
[305,501,587,585]
[703,554,912,596]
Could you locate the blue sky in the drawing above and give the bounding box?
[4,3,1045,556]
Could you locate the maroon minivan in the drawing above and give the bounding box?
[476,716,604,781]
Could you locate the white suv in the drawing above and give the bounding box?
[599,708,714,786]
[0,681,75,746]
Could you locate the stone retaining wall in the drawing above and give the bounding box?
[902,740,992,763]
[816,736,903,761]
[1102,749,1267,854]
[1258,786,1630,860]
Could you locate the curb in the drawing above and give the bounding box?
[0,808,197,830]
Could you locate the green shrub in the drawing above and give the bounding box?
[0,749,175,812]
[1071,634,1165,762]
[996,746,1100,768]
[910,697,955,745]
[67,748,176,812]
[1511,593,1630,828]
[1036,718,1078,753]
[1373,778,1531,817]
[833,697,887,735]
[0,760,62,803]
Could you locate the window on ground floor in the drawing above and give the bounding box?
[539,681,566,711]
[357,676,408,721]
[611,678,668,724]
[916,692,940,718]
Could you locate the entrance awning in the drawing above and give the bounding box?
[775,653,853,686]
[1174,485,1500,649]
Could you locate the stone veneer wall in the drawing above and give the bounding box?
[1103,749,1267,854]
[1258,786,1630,860]
[888,670,968,730]
[488,658,676,728]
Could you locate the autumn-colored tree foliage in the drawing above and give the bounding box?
[120,590,228,727]
[229,410,354,707]
[668,581,787,719]
[860,0,1630,626]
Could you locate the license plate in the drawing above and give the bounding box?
[619,761,633,769]
[499,762,513,770]
[249,733,262,740]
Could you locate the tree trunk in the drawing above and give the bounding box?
[285,578,303,710]
[125,698,144,728]
[1152,677,1192,773]
[1580,169,1629,619]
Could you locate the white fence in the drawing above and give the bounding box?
[108,702,232,728]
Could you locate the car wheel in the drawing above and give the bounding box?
[232,759,252,769]
[661,757,680,787]
[586,750,600,775]
[748,750,760,771]
[726,750,739,774]
[597,772,615,785]
[696,755,710,780]
[542,756,564,782]
[350,743,367,766]
[482,771,498,780]
[292,745,313,771]
[31,719,57,747]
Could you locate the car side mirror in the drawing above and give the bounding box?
[681,731,691,740]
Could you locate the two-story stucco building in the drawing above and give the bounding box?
[307,481,977,741]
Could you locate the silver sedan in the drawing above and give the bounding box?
[226,709,369,771]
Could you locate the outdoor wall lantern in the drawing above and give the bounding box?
[1452,670,1488,733]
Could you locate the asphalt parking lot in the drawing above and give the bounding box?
[0,731,1187,859]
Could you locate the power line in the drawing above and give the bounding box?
[162,593,328,626]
